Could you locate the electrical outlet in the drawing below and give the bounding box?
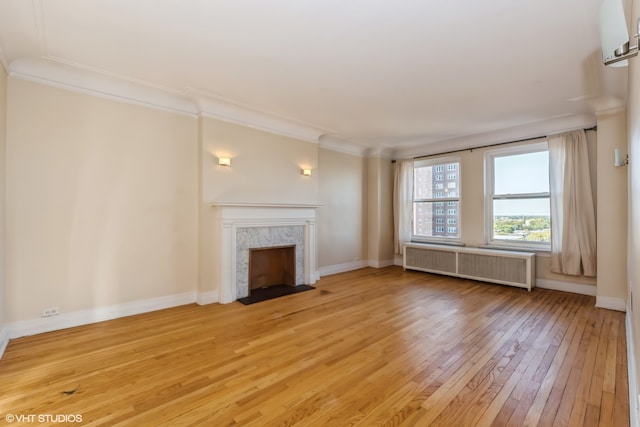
[42,306,59,317]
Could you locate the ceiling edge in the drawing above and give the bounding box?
[7,57,330,143]
[392,114,597,159]
[190,90,326,144]
[318,134,369,156]
[10,57,198,116]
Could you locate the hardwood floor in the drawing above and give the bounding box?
[0,267,629,426]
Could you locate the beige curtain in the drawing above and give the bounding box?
[393,159,414,255]
[548,130,597,276]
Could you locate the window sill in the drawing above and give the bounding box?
[411,239,465,247]
[480,243,550,254]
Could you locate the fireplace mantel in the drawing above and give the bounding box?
[211,202,320,303]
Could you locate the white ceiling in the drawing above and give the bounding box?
[0,0,630,156]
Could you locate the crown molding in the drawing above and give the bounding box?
[592,96,627,116]
[7,56,334,144]
[9,57,198,116]
[318,134,369,156]
[392,113,597,159]
[189,88,326,144]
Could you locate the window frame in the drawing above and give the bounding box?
[484,141,551,251]
[412,156,462,244]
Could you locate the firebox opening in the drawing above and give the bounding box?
[249,245,296,292]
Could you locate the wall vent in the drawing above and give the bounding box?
[403,243,535,291]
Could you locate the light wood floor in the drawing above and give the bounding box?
[0,267,629,426]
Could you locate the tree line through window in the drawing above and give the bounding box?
[411,142,550,248]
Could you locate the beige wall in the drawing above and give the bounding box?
[367,156,394,267]
[317,148,367,269]
[197,116,320,296]
[200,116,318,205]
[628,0,640,400]
[596,110,628,302]
[5,78,198,322]
[0,66,6,330]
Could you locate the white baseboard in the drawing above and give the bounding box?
[8,291,197,340]
[319,260,368,277]
[0,324,9,360]
[196,291,219,305]
[536,278,597,296]
[596,296,627,312]
[627,309,639,427]
[368,259,396,269]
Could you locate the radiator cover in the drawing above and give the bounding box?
[404,243,536,291]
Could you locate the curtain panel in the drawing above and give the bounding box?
[393,159,414,255]
[548,130,597,277]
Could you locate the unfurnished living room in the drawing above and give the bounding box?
[0,0,639,425]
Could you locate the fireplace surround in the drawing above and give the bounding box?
[211,202,319,303]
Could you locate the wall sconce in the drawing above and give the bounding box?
[614,148,629,167]
[218,157,231,167]
[302,168,312,176]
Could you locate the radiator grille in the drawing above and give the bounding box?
[403,244,535,290]
[458,253,527,285]
[405,247,456,274]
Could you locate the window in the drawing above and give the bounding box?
[412,157,461,241]
[485,142,550,249]
[447,173,457,180]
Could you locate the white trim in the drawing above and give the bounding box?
[0,325,9,359]
[627,310,639,427]
[213,204,318,304]
[196,291,219,306]
[595,296,627,312]
[319,260,368,277]
[8,291,196,340]
[368,259,396,269]
[318,134,368,156]
[7,57,330,144]
[186,85,327,144]
[536,278,597,296]
[198,110,323,145]
[9,58,198,116]
[392,114,596,159]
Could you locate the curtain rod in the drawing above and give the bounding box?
[392,125,597,162]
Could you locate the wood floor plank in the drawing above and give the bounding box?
[0,267,629,426]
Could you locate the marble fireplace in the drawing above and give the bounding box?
[211,203,319,303]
